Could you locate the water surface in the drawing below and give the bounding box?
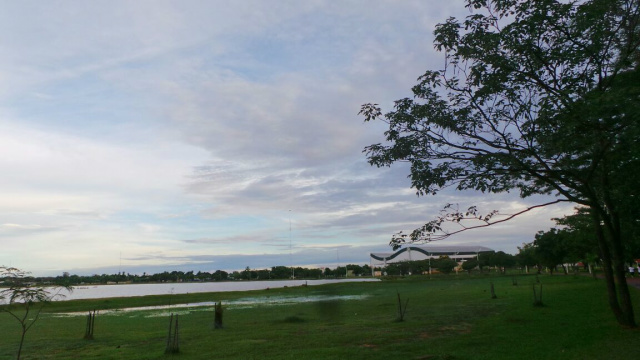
[56,278,378,301]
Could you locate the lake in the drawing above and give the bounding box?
[54,278,379,301]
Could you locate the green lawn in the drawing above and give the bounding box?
[1,274,639,359]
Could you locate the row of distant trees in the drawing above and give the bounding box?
[519,208,639,275]
[382,253,516,276]
[24,264,375,286]
[240,264,373,280]
[383,250,586,277]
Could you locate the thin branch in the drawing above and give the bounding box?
[391,199,570,248]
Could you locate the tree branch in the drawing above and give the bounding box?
[390,199,570,249]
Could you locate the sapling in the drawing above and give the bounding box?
[0,266,72,360]
[396,291,409,322]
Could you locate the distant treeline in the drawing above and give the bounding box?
[23,264,376,286]
[382,252,518,276]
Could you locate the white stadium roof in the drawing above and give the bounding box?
[370,245,494,265]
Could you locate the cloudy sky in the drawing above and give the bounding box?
[0,1,574,276]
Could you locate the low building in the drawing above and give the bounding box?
[370,245,494,274]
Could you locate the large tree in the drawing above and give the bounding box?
[361,0,640,327]
[553,207,601,267]
[533,228,570,274]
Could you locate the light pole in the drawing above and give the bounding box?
[336,248,340,277]
[289,210,294,279]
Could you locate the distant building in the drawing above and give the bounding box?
[370,245,494,273]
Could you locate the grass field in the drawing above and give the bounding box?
[1,274,639,359]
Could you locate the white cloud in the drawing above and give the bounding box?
[0,1,577,276]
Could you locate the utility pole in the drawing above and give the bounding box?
[289,210,294,279]
[336,248,341,277]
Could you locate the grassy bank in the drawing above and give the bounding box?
[1,274,638,359]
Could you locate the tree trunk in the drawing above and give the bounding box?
[599,165,636,327]
[214,302,223,329]
[609,226,636,327]
[17,324,27,360]
[593,211,637,327]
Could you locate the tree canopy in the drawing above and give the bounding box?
[362,0,640,327]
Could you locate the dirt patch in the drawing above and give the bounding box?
[438,323,471,334]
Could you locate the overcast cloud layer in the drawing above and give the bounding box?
[0,1,574,276]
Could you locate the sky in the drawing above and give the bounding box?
[0,1,575,277]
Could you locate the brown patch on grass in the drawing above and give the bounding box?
[438,323,471,334]
[243,339,268,344]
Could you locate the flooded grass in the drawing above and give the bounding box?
[52,294,370,318]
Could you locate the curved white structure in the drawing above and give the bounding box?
[370,245,494,268]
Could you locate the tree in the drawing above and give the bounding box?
[534,228,569,274]
[212,270,228,281]
[301,268,323,278]
[461,259,478,274]
[516,242,539,273]
[491,251,516,274]
[522,209,604,274]
[433,256,458,274]
[323,267,334,277]
[362,0,640,327]
[334,266,347,277]
[362,264,372,276]
[241,266,254,280]
[270,266,291,279]
[0,266,72,360]
[382,263,402,276]
[553,207,601,270]
[195,271,211,281]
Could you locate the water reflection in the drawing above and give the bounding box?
[54,294,370,318]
